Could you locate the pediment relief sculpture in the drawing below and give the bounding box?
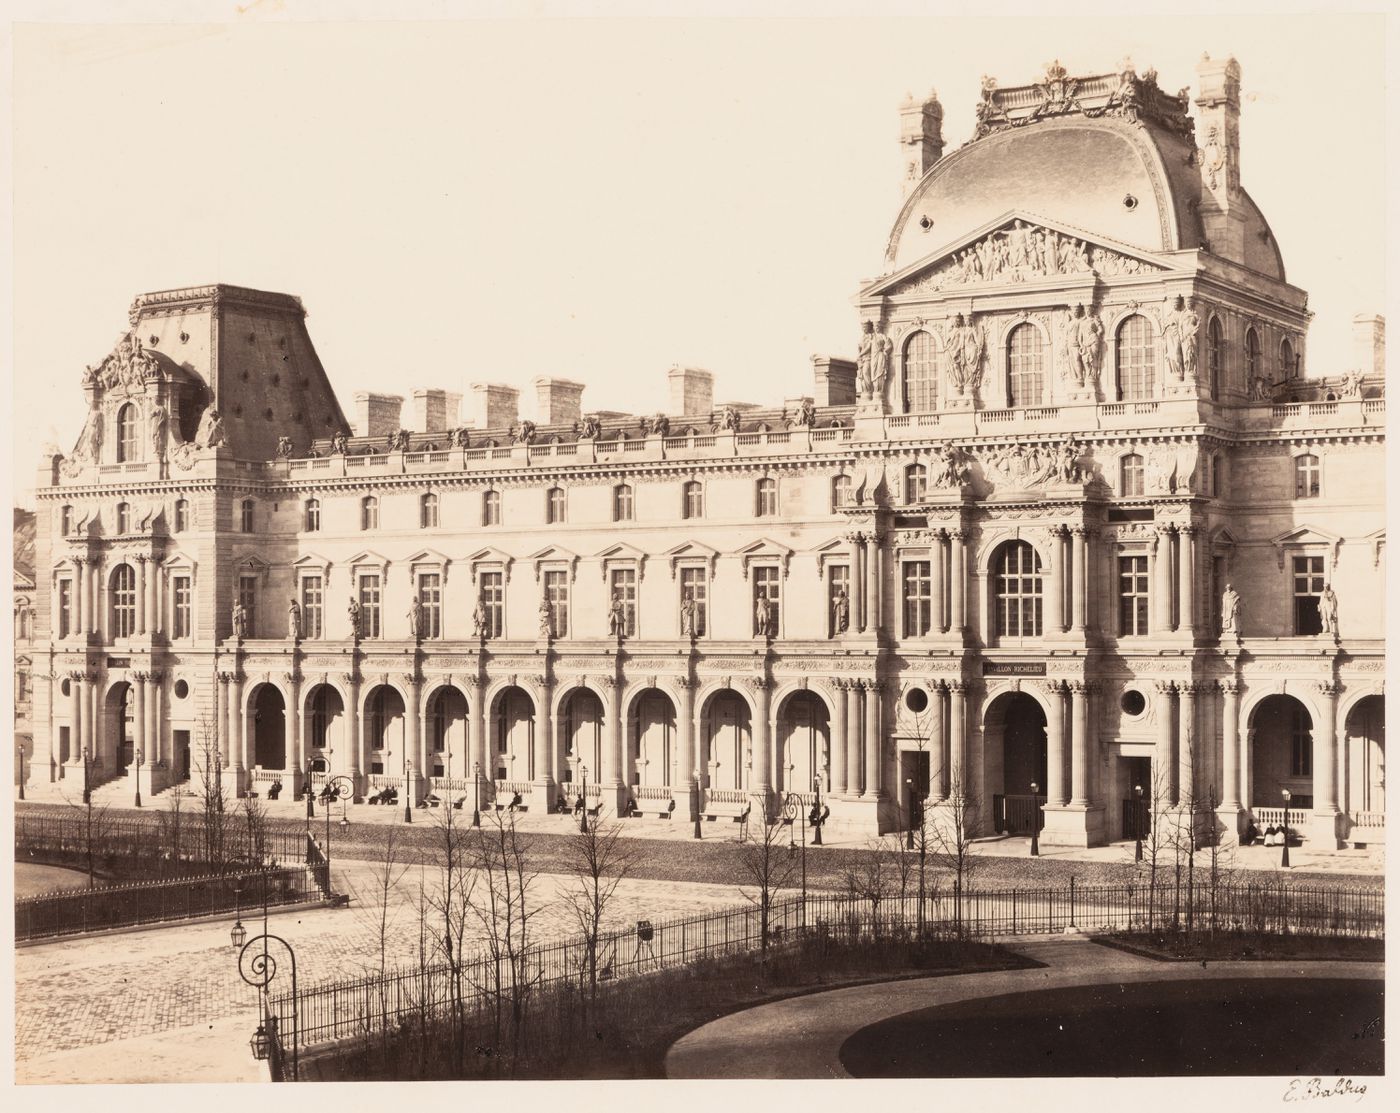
[82,331,162,394]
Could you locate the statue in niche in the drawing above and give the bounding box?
[149,405,168,457]
[194,407,225,449]
[946,313,986,396]
[1161,295,1200,380]
[680,594,698,637]
[1319,584,1338,636]
[407,596,424,640]
[832,587,849,634]
[232,600,248,640]
[1067,304,1104,387]
[1220,583,1242,636]
[287,599,302,641]
[538,597,554,638]
[607,593,626,637]
[472,597,488,638]
[754,594,773,638]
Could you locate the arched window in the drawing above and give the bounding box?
[1245,327,1262,386]
[904,463,928,504]
[1006,323,1045,407]
[482,490,501,526]
[1116,315,1156,400]
[174,498,189,532]
[60,505,72,536]
[682,480,703,520]
[304,498,320,532]
[111,564,136,638]
[546,487,566,524]
[361,495,379,531]
[1207,316,1224,398]
[613,483,634,522]
[755,477,777,517]
[116,502,130,534]
[1120,453,1145,496]
[1294,453,1321,498]
[994,541,1043,638]
[240,498,255,533]
[116,404,138,463]
[1280,337,1297,381]
[832,474,852,509]
[903,330,938,412]
[420,492,439,529]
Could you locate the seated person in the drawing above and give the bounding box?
[267,781,282,800]
[574,795,585,814]
[507,791,522,811]
[1263,824,1279,846]
[624,797,639,817]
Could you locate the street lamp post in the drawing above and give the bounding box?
[17,745,24,801]
[811,774,824,847]
[1029,780,1041,857]
[404,758,413,824]
[322,775,352,870]
[215,752,224,813]
[134,748,144,808]
[304,755,316,823]
[82,746,91,805]
[1281,789,1292,869]
[234,873,300,1081]
[1133,783,1144,863]
[578,763,589,834]
[782,792,808,931]
[473,761,482,829]
[905,776,917,851]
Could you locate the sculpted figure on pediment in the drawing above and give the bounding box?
[929,443,970,489]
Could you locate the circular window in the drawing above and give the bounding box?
[1122,193,1138,210]
[60,678,71,697]
[918,214,934,231]
[174,679,189,700]
[1120,689,1146,717]
[905,687,929,713]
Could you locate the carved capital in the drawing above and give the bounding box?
[677,675,700,691]
[1047,678,1068,695]
[1178,681,1200,698]
[1068,680,1087,696]
[132,670,150,684]
[402,673,420,692]
[1155,524,1176,538]
[597,676,617,691]
[1154,679,1176,695]
[531,673,549,690]
[1178,524,1198,538]
[1317,680,1340,699]
[1220,680,1241,697]
[342,672,359,690]
[946,679,966,695]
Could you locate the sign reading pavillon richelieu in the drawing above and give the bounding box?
[983,661,1047,676]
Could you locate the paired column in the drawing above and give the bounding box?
[133,672,148,768]
[949,529,967,634]
[1313,681,1339,814]
[1044,528,1066,635]
[1070,527,1089,635]
[227,670,246,771]
[852,534,867,632]
[1178,682,1198,805]
[287,670,303,778]
[135,557,148,636]
[404,673,424,778]
[931,531,947,633]
[930,680,947,799]
[843,680,861,796]
[534,674,553,786]
[217,671,232,764]
[1045,680,1068,805]
[1220,680,1241,809]
[1153,527,1174,633]
[751,677,773,800]
[864,533,883,636]
[830,679,848,795]
[1154,681,1177,807]
[69,671,84,764]
[604,676,624,787]
[72,560,87,637]
[948,681,966,798]
[1177,526,1197,638]
[343,673,363,782]
[1069,681,1090,805]
[87,559,101,637]
[862,680,881,799]
[468,677,486,799]
[678,677,698,810]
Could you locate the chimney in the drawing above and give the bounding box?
[411,389,462,433]
[533,377,585,425]
[668,366,714,416]
[1194,54,1245,263]
[1353,315,1385,377]
[899,89,944,197]
[353,391,405,438]
[470,383,520,431]
[811,356,858,406]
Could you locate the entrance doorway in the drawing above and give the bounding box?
[174,729,191,781]
[1121,755,1151,840]
[984,691,1047,835]
[900,750,931,833]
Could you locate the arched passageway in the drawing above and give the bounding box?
[560,688,603,784]
[629,689,677,788]
[1249,694,1313,812]
[427,686,469,779]
[364,685,406,775]
[104,682,134,774]
[776,691,830,796]
[701,690,751,792]
[984,691,1047,835]
[1344,695,1383,816]
[492,686,535,782]
[250,684,287,770]
[305,684,344,765]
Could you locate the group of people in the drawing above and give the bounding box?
[1241,819,1291,847]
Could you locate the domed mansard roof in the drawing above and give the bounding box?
[878,64,1285,290]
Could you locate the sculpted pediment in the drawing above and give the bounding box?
[870,212,1171,298]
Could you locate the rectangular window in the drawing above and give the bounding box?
[112,569,136,638]
[239,575,258,636]
[58,579,72,639]
[1292,555,1325,635]
[902,561,932,637]
[544,569,569,638]
[358,574,382,638]
[418,573,442,639]
[301,575,324,639]
[173,575,192,639]
[1118,555,1149,636]
[754,565,781,635]
[828,564,850,637]
[610,567,638,637]
[480,571,505,639]
[680,566,708,637]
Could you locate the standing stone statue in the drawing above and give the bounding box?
[859,322,892,402]
[832,587,850,633]
[680,594,698,637]
[1067,304,1104,387]
[287,599,302,641]
[1319,584,1338,636]
[947,313,986,396]
[195,407,225,449]
[347,597,361,639]
[149,404,168,457]
[232,600,248,640]
[407,596,424,640]
[607,593,626,637]
[755,595,772,638]
[1161,295,1198,380]
[1220,583,1242,636]
[539,597,554,638]
[472,598,488,638]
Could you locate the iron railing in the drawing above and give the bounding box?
[16,812,307,874]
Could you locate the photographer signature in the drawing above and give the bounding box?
[1283,1078,1367,1103]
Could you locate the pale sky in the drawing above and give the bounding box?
[8,5,1387,508]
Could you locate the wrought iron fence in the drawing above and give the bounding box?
[276,879,1382,1052]
[15,863,327,941]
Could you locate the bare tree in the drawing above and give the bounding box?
[423,795,477,1075]
[561,817,636,1020]
[735,812,798,960]
[842,837,898,937]
[927,771,982,938]
[239,792,270,868]
[1136,758,1172,933]
[158,784,185,876]
[348,821,411,1015]
[194,717,229,873]
[70,793,114,888]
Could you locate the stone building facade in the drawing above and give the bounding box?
[27,56,1385,846]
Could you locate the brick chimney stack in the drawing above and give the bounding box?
[1353,314,1385,377]
[411,389,461,433]
[668,366,715,416]
[353,392,405,437]
[899,89,944,197]
[469,383,520,431]
[533,377,586,425]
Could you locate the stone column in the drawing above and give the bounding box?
[1153,527,1174,634]
[1070,527,1089,635]
[344,673,363,786]
[468,676,486,805]
[1221,680,1241,809]
[1069,681,1089,805]
[69,671,84,765]
[931,530,946,633]
[216,671,231,765]
[287,670,303,782]
[604,675,624,788]
[949,528,967,634]
[862,680,882,799]
[678,675,698,817]
[72,559,86,637]
[404,673,424,784]
[844,680,861,796]
[865,533,882,636]
[852,532,867,633]
[149,562,162,638]
[533,673,553,791]
[1044,528,1065,635]
[1045,680,1068,806]
[948,681,966,797]
[1313,681,1340,816]
[227,671,245,773]
[1154,681,1177,807]
[830,679,848,795]
[1178,525,1197,638]
[750,677,773,815]
[930,680,947,800]
[133,672,148,776]
[88,559,101,637]
[135,557,147,636]
[1178,682,1198,807]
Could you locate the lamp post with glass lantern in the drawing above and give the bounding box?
[322,774,352,869]
[304,754,316,822]
[811,774,824,846]
[231,875,300,1080]
[17,745,24,801]
[1133,783,1144,863]
[1029,780,1041,857]
[1281,788,1291,868]
[781,792,808,931]
[404,758,413,823]
[134,748,144,808]
[473,761,482,828]
[905,776,918,850]
[578,763,589,833]
[82,746,91,805]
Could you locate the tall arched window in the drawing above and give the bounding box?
[1294,453,1321,498]
[755,477,777,517]
[240,499,255,533]
[1280,337,1297,381]
[903,330,938,412]
[832,474,852,509]
[60,505,73,536]
[111,564,136,638]
[904,463,928,504]
[682,480,703,520]
[116,404,138,463]
[116,502,130,534]
[546,487,566,524]
[420,492,439,529]
[174,498,190,532]
[1120,453,1145,496]
[304,498,320,532]
[1006,323,1045,407]
[361,495,379,531]
[994,541,1043,638]
[613,483,634,522]
[1116,315,1156,400]
[1208,316,1224,398]
[482,489,501,526]
[1245,327,1262,386]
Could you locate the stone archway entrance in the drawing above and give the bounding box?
[629,689,676,789]
[702,689,751,793]
[560,688,604,785]
[1344,695,1384,818]
[1249,694,1313,817]
[250,685,287,770]
[492,686,535,783]
[364,685,406,776]
[984,691,1047,835]
[104,682,134,776]
[776,691,830,796]
[427,686,469,780]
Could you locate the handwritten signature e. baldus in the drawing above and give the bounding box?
[1283,1078,1368,1103]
